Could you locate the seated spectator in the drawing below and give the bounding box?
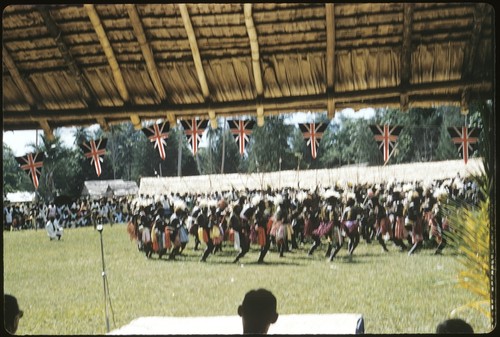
[436,318,474,334]
[46,216,63,240]
[4,294,24,334]
[238,289,278,334]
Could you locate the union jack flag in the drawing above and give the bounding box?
[447,126,480,164]
[15,152,44,189]
[80,138,107,177]
[228,119,255,156]
[142,121,170,160]
[298,122,329,159]
[369,124,403,164]
[180,119,208,155]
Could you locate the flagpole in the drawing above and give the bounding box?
[221,117,226,174]
[177,124,182,177]
[383,142,399,167]
[278,157,282,190]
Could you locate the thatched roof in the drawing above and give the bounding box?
[2,3,494,135]
[81,179,138,198]
[139,158,484,195]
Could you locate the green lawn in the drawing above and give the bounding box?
[3,224,491,334]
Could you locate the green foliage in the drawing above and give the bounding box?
[443,172,491,322]
[440,101,494,328]
[246,116,296,173]
[198,122,240,175]
[2,145,32,194]
[369,106,470,164]
[320,115,379,167]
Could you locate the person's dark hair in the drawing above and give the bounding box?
[4,294,23,334]
[436,318,474,334]
[238,289,278,334]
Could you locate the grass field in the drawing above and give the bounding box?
[3,224,491,334]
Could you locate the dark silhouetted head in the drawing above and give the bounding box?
[436,318,474,334]
[238,289,278,334]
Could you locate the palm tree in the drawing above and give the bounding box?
[443,100,494,329]
[27,134,64,200]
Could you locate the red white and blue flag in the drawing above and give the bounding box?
[447,126,480,164]
[228,119,255,156]
[369,124,403,163]
[15,152,44,189]
[80,138,107,177]
[181,118,208,155]
[142,121,170,160]
[298,122,328,159]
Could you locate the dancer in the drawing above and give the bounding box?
[305,193,322,256]
[254,196,271,263]
[197,200,213,262]
[407,191,424,256]
[373,195,392,252]
[168,201,187,260]
[390,188,408,251]
[233,201,256,263]
[329,194,360,261]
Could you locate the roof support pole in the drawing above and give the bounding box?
[256,100,264,127]
[97,117,109,131]
[167,113,177,126]
[130,114,141,130]
[85,4,130,103]
[244,3,265,126]
[325,3,336,119]
[208,110,217,129]
[400,3,414,112]
[39,119,54,140]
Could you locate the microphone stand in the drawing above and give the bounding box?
[97,224,112,333]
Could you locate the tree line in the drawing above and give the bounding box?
[3,105,486,202]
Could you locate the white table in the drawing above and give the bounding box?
[109,313,364,335]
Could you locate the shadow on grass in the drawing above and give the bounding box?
[217,259,302,266]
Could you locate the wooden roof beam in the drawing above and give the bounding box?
[85,4,130,103]
[5,79,491,127]
[178,4,216,128]
[96,117,109,131]
[244,4,265,126]
[39,119,54,140]
[167,113,177,126]
[244,4,264,97]
[179,4,210,99]
[325,3,336,119]
[400,3,414,112]
[130,114,141,130]
[36,5,96,105]
[126,4,167,102]
[2,45,38,108]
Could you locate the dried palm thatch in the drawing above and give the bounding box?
[2,3,494,136]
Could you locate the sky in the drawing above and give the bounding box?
[2,108,375,157]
